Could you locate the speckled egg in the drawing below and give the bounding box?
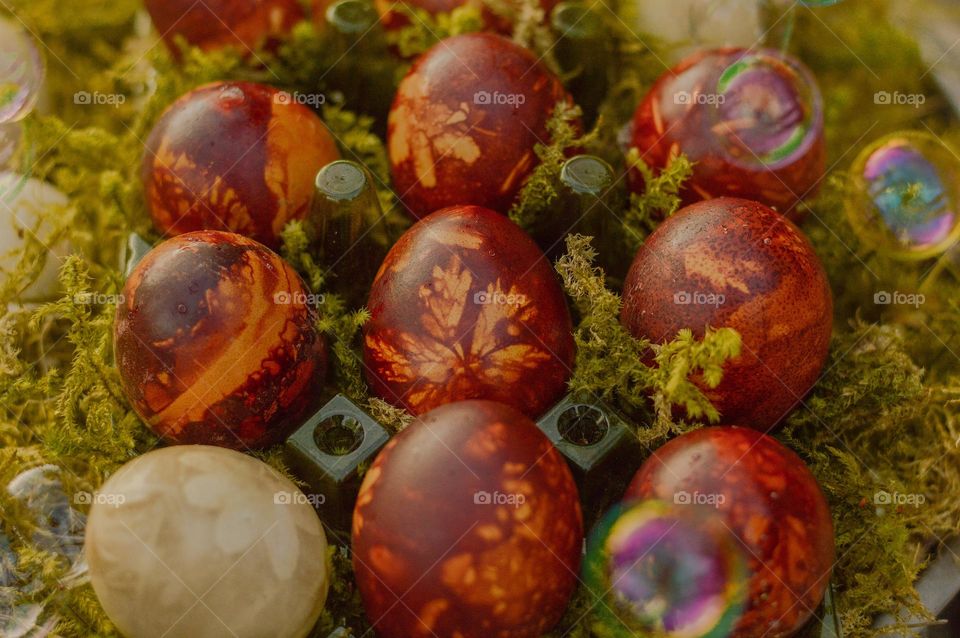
[363,205,575,418]
[388,33,574,218]
[114,231,327,450]
[142,81,340,250]
[620,197,832,430]
[352,400,584,638]
[630,48,825,218]
[145,0,305,54]
[626,426,835,638]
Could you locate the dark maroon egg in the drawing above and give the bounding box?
[142,81,340,250]
[620,197,832,430]
[387,33,574,218]
[630,48,825,219]
[363,205,575,418]
[626,426,835,638]
[145,0,305,54]
[114,231,327,449]
[353,400,583,638]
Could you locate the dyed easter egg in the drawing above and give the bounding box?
[626,426,835,638]
[352,400,583,638]
[620,198,832,430]
[363,205,575,418]
[388,33,573,218]
[144,0,305,54]
[0,172,71,303]
[142,81,340,250]
[846,131,960,260]
[114,231,327,450]
[630,48,824,218]
[622,0,763,64]
[584,500,746,637]
[86,446,329,638]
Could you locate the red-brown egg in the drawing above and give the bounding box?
[114,231,327,450]
[363,205,575,418]
[626,426,835,638]
[352,400,583,638]
[142,81,340,250]
[387,33,574,218]
[630,48,825,219]
[145,0,305,54]
[620,197,832,430]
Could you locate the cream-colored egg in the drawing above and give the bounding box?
[85,446,330,638]
[0,171,70,302]
[624,0,763,63]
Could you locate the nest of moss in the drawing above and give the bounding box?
[2,1,960,636]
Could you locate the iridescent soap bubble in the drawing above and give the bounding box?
[584,500,746,638]
[712,51,820,171]
[0,18,45,124]
[847,131,960,260]
[6,464,86,561]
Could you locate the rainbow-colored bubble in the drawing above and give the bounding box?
[584,500,746,638]
[847,131,960,260]
[712,51,821,170]
[0,18,45,124]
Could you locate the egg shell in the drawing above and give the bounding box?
[363,205,575,418]
[142,81,340,250]
[145,0,305,54]
[626,426,835,638]
[388,33,573,218]
[352,400,584,638]
[114,230,327,449]
[630,47,825,218]
[620,197,832,429]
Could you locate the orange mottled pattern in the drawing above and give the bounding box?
[621,197,833,430]
[352,400,583,638]
[388,33,573,218]
[627,426,835,638]
[143,81,339,250]
[145,0,305,54]
[114,231,327,450]
[363,206,574,418]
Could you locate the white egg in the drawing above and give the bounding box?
[623,0,764,64]
[0,171,71,302]
[85,446,330,638]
